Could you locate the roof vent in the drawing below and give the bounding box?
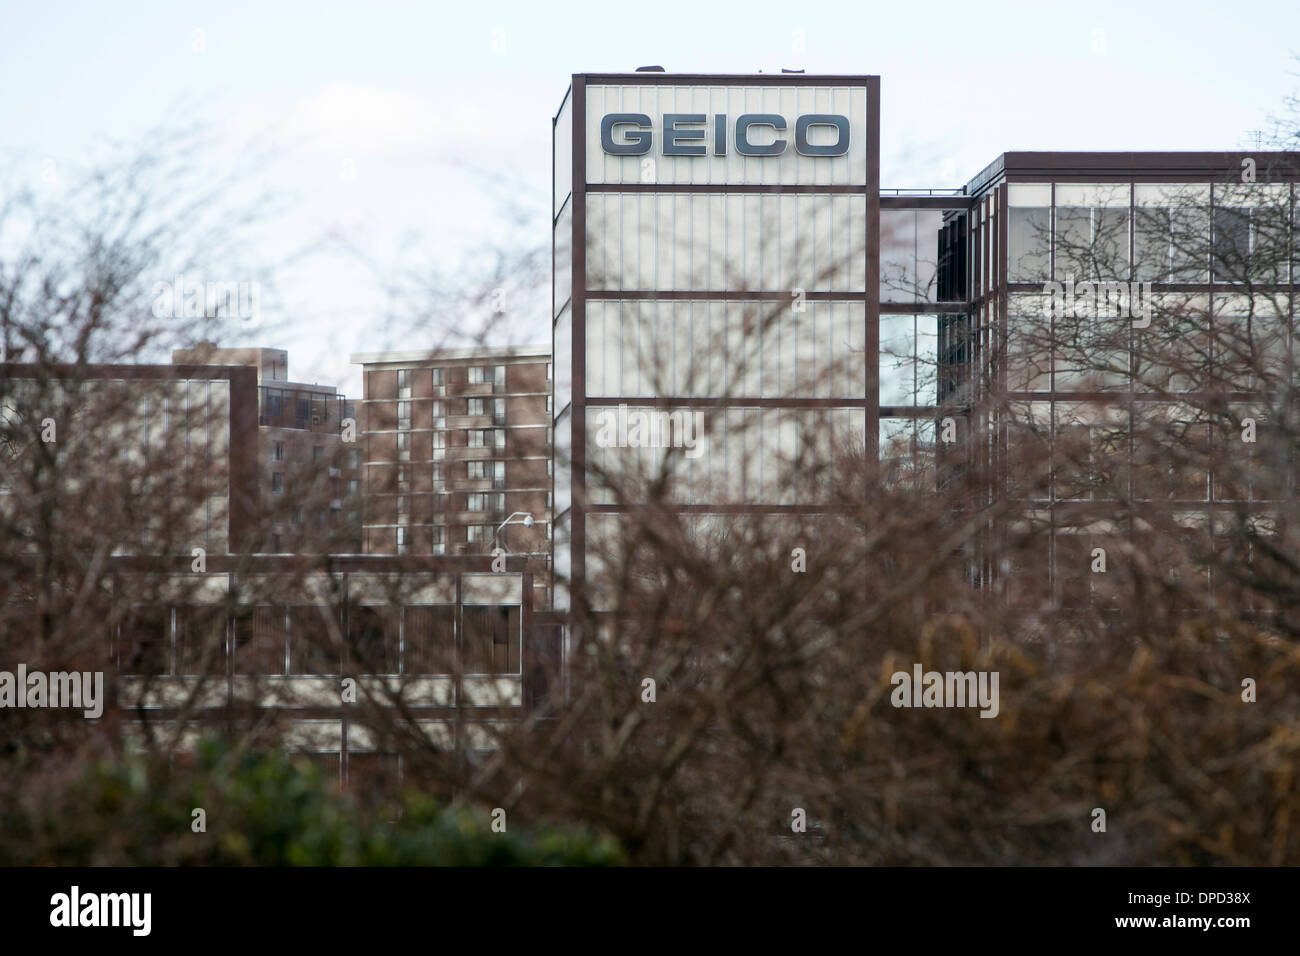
[635,65,665,72]
[781,68,805,73]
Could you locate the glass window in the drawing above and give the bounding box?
[467,493,502,512]
[1134,184,1210,283]
[1211,185,1289,284]
[233,606,287,676]
[404,605,453,673]
[880,208,942,302]
[879,314,939,406]
[349,605,399,673]
[462,606,520,674]
[1054,184,1129,283]
[466,524,495,545]
[1213,204,1251,280]
[1007,185,1052,283]
[397,369,410,399]
[176,607,225,677]
[121,606,170,675]
[289,606,338,675]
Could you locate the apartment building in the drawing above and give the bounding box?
[172,345,362,553]
[351,346,552,605]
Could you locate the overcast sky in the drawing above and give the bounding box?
[2,0,1298,396]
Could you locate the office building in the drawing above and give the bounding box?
[552,69,1300,626]
[553,71,880,613]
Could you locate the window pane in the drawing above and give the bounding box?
[176,606,225,676]
[1008,207,1050,282]
[290,606,338,675]
[349,605,399,674]
[403,605,454,674]
[234,605,287,675]
[462,606,519,674]
[121,606,170,675]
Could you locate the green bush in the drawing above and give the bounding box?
[0,739,623,866]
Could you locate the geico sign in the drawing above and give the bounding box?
[600,113,850,157]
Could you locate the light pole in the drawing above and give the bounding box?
[492,511,534,552]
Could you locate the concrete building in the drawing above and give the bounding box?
[351,346,552,606]
[172,345,362,553]
[0,361,260,554]
[108,553,540,792]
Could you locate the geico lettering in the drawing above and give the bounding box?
[600,113,850,157]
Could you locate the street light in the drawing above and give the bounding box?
[492,511,535,552]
